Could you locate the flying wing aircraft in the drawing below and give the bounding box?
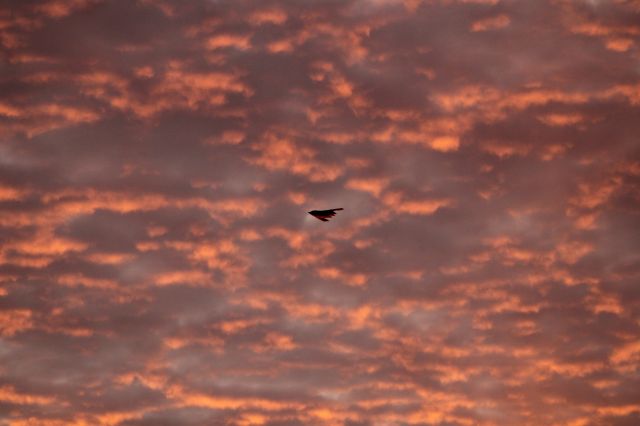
[308,208,343,222]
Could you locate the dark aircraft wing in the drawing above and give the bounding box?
[308,208,343,222]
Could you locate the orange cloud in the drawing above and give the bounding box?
[1,230,87,270]
[0,101,100,137]
[206,34,252,50]
[316,267,368,286]
[153,270,212,287]
[537,113,584,126]
[429,135,460,152]
[470,14,511,32]
[0,309,33,336]
[57,273,118,289]
[0,385,55,405]
[249,135,343,182]
[76,67,252,119]
[482,140,532,158]
[0,184,28,201]
[383,191,452,215]
[166,384,303,411]
[606,38,634,52]
[34,0,93,18]
[345,177,389,197]
[250,9,287,25]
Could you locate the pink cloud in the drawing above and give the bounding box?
[1,0,639,424]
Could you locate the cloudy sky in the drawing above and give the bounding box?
[1,0,639,425]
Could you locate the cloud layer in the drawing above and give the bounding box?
[1,0,639,425]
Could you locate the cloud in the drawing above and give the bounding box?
[470,14,511,32]
[0,0,638,425]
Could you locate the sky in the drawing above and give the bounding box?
[0,0,639,425]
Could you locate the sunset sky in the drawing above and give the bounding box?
[1,0,640,425]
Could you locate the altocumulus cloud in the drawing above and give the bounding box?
[0,0,639,425]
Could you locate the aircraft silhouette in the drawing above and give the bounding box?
[308,208,343,222]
